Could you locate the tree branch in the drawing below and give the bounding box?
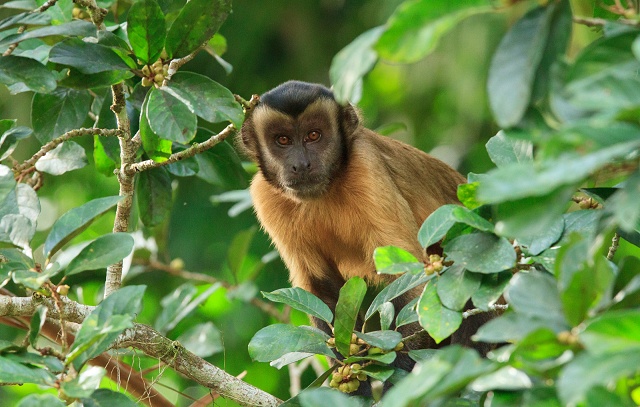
[0,294,282,407]
[572,15,640,27]
[105,84,137,298]
[12,128,121,175]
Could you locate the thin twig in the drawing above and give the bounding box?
[607,233,620,261]
[164,43,208,83]
[462,304,509,319]
[73,0,108,28]
[13,128,121,174]
[2,0,59,57]
[572,15,640,27]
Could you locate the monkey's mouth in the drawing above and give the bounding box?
[283,175,329,198]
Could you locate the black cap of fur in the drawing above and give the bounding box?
[260,81,335,117]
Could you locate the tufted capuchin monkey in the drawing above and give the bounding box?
[238,81,491,360]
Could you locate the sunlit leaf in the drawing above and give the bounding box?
[146,87,197,143]
[127,0,166,64]
[417,281,462,343]
[263,287,333,324]
[334,277,367,357]
[65,233,134,276]
[248,324,332,362]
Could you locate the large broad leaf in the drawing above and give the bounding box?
[43,195,122,260]
[373,246,423,275]
[486,131,533,168]
[298,388,361,407]
[376,0,489,63]
[139,91,172,162]
[64,233,134,276]
[0,55,57,94]
[0,20,96,48]
[580,310,640,355]
[329,26,384,104]
[437,264,481,311]
[35,141,87,175]
[354,330,402,351]
[49,38,135,74]
[418,204,494,248]
[66,286,145,369]
[32,88,92,143]
[487,4,558,128]
[0,11,50,30]
[505,271,569,329]
[417,281,462,343]
[0,355,56,385]
[59,68,134,90]
[334,277,367,357]
[476,140,640,204]
[146,87,197,144]
[444,232,516,274]
[80,389,139,407]
[248,324,332,362]
[168,72,244,128]
[127,0,166,64]
[164,0,231,59]
[557,350,640,407]
[262,287,333,324]
[136,166,172,227]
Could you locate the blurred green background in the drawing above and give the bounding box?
[0,0,517,404]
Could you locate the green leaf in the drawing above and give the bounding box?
[64,233,134,276]
[166,146,199,176]
[417,281,462,343]
[437,264,482,311]
[606,169,640,233]
[379,302,394,331]
[12,264,61,290]
[298,387,360,407]
[127,0,166,64]
[0,20,96,48]
[487,5,557,128]
[0,0,37,9]
[329,26,384,104]
[32,88,91,143]
[365,271,431,321]
[0,164,16,205]
[61,366,105,398]
[505,272,569,328]
[164,0,231,59]
[517,215,564,256]
[557,350,640,406]
[15,394,65,407]
[334,277,367,357]
[146,87,197,143]
[34,141,87,175]
[580,310,640,355]
[0,124,31,160]
[373,246,423,275]
[248,324,332,362]
[80,389,138,407]
[344,351,397,365]
[471,366,532,392]
[376,0,489,63]
[168,72,244,128]
[28,305,47,348]
[154,283,197,332]
[354,330,402,351]
[444,232,516,274]
[67,286,145,369]
[262,287,333,324]
[139,91,172,162]
[418,204,457,248]
[177,322,223,358]
[472,271,511,311]
[59,69,134,89]
[477,141,640,204]
[0,355,56,385]
[509,328,570,369]
[136,166,172,227]
[43,195,122,260]
[0,182,39,250]
[474,312,556,343]
[194,134,248,189]
[0,11,50,30]
[486,131,533,168]
[395,297,418,328]
[49,38,135,74]
[0,55,57,94]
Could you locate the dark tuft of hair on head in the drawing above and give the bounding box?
[260,81,335,117]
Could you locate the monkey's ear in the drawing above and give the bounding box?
[340,104,360,137]
[237,120,259,161]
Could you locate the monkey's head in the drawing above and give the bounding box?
[239,81,360,199]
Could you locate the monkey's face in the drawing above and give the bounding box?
[248,99,346,199]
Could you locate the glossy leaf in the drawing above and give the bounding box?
[418,204,457,248]
[376,0,488,63]
[262,287,333,324]
[373,245,423,275]
[146,87,197,143]
[418,281,462,343]
[66,286,145,369]
[437,264,481,311]
[334,277,367,357]
[32,88,92,143]
[0,20,96,48]
[59,69,134,90]
[444,232,516,274]
[486,131,533,168]
[80,389,138,407]
[136,166,172,227]
[35,141,87,175]
[127,0,166,64]
[43,195,122,260]
[505,272,568,328]
[396,297,419,328]
[12,264,61,290]
[365,271,431,321]
[248,324,332,362]
[139,91,172,162]
[65,233,134,276]
[168,72,244,128]
[329,26,384,104]
[164,0,231,58]
[354,330,402,351]
[0,124,31,160]
[0,11,50,30]
[49,39,134,74]
[0,355,56,385]
[0,55,57,94]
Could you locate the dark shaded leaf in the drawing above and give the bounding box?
[445,232,516,274]
[0,55,56,94]
[136,166,172,227]
[32,88,91,143]
[49,38,135,73]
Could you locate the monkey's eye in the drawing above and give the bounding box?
[306,131,321,142]
[275,135,291,146]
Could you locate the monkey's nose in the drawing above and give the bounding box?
[291,161,311,173]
